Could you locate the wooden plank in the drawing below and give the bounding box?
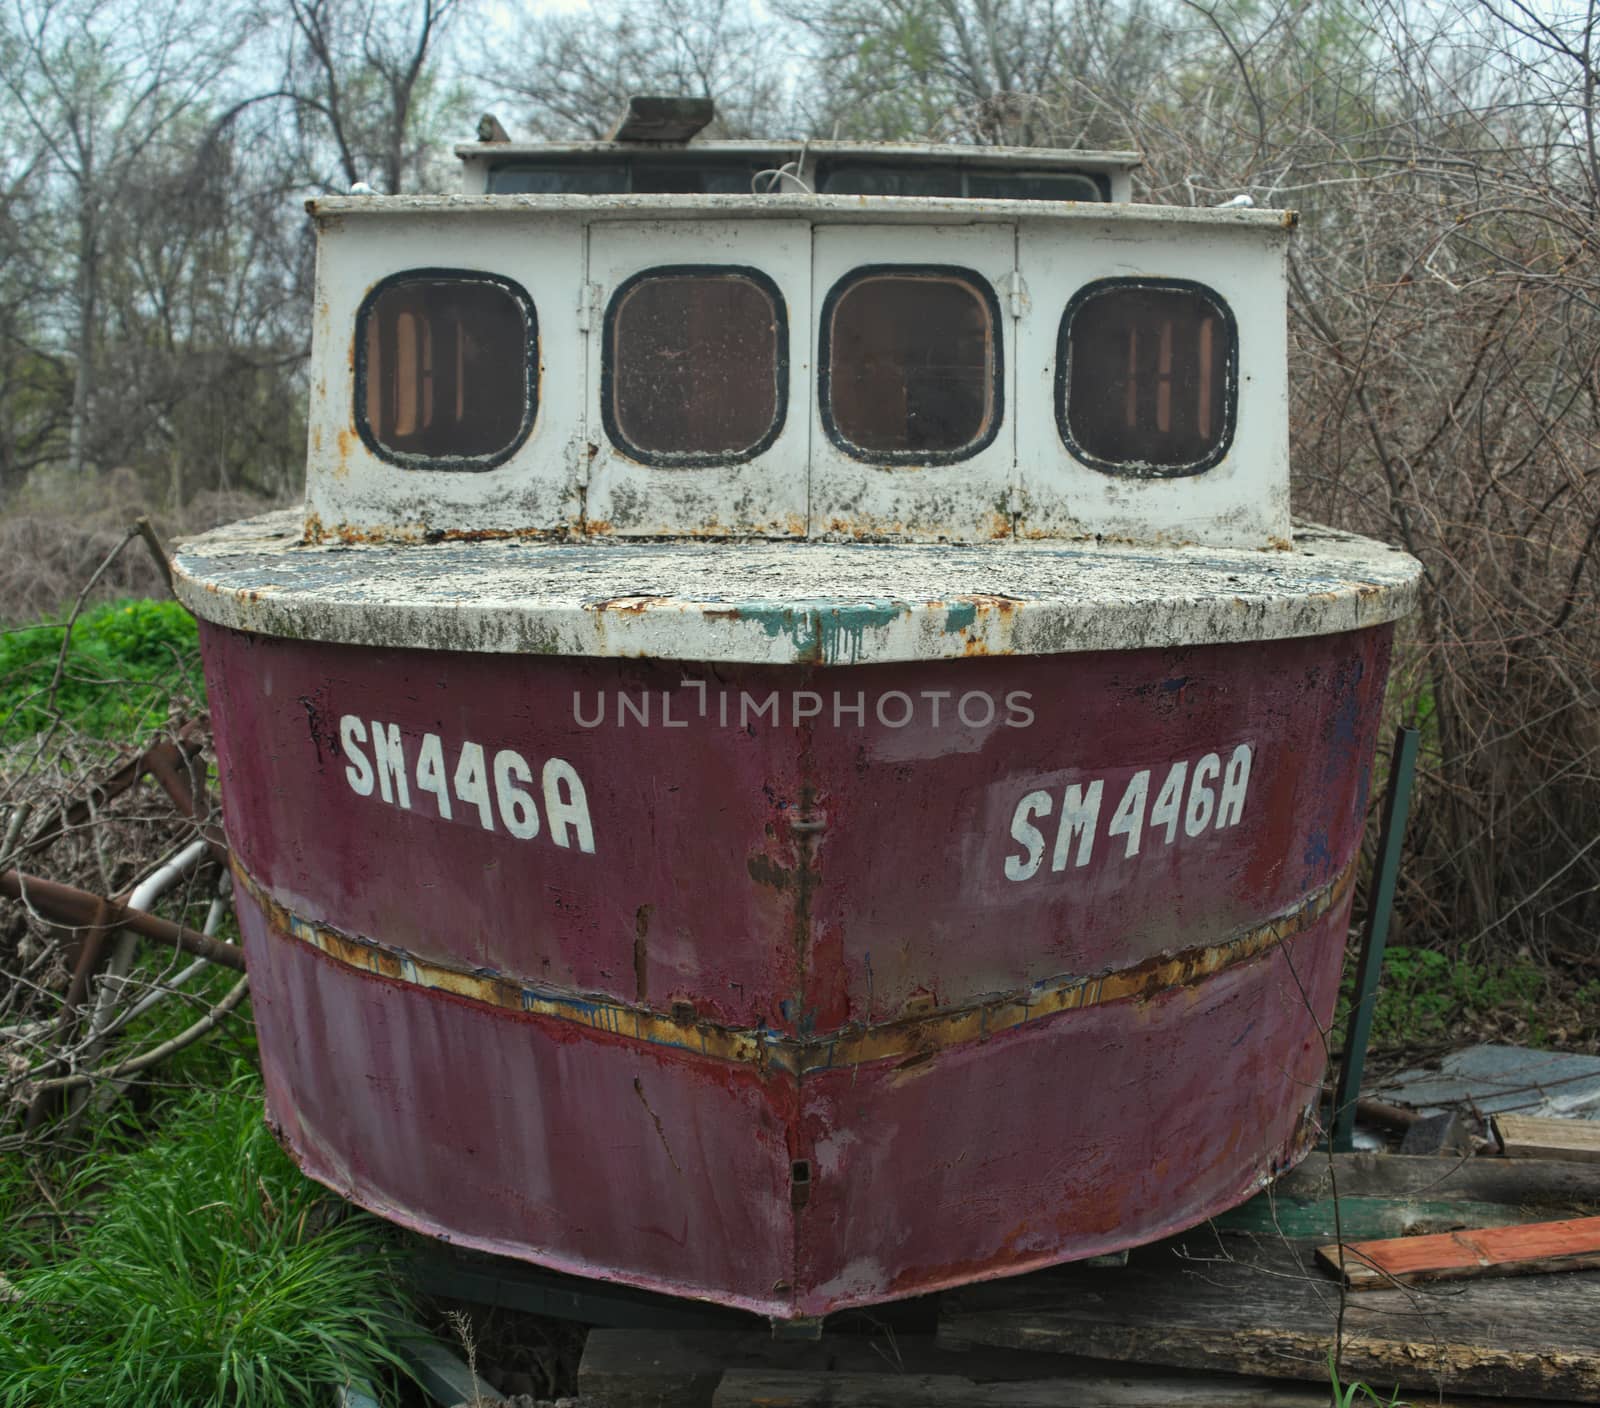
[1318,1215,1600,1289]
[576,1329,1115,1408]
[1267,1152,1600,1205]
[1211,1194,1529,1242]
[939,1233,1600,1401]
[710,1367,1332,1406]
[1495,1114,1600,1163]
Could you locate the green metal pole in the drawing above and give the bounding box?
[1331,725,1421,1152]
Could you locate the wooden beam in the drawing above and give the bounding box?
[710,1368,1333,1406]
[608,96,715,143]
[577,1329,1112,1407]
[1495,1114,1600,1163]
[940,1232,1600,1401]
[1267,1151,1600,1204]
[1211,1193,1530,1242]
[1319,1215,1600,1289]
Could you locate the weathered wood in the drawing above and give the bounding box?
[709,1368,1332,1407]
[1211,1193,1529,1241]
[1399,1110,1473,1157]
[1496,1114,1600,1163]
[1268,1151,1600,1204]
[576,1329,1111,1408]
[939,1233,1600,1401]
[1319,1215,1600,1289]
[608,95,715,142]
[412,1249,752,1332]
[1212,1152,1600,1241]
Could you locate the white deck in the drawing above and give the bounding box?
[175,511,1420,665]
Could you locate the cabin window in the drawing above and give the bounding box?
[820,266,1002,462]
[1057,280,1236,477]
[816,162,1108,202]
[357,271,536,470]
[486,159,773,195]
[603,266,787,465]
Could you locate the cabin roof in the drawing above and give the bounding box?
[306,191,1297,231]
[452,139,1144,172]
[174,512,1418,666]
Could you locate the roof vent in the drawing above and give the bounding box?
[608,96,715,144]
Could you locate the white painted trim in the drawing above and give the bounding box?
[175,511,1421,666]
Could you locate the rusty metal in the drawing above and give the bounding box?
[231,853,1353,1076]
[0,869,247,973]
[23,893,113,1132]
[197,619,1397,1317]
[19,719,212,863]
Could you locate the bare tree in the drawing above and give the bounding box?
[284,0,465,193]
[0,0,241,475]
[478,0,796,142]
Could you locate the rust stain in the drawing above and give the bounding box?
[632,1077,683,1174]
[590,595,669,615]
[334,428,357,479]
[633,903,652,1003]
[231,854,1353,1079]
[746,852,792,891]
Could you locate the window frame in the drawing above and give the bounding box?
[817,262,1006,467]
[1054,276,1238,480]
[354,267,539,473]
[598,263,790,469]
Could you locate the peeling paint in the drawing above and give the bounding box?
[175,510,1419,664]
[233,854,1352,1076]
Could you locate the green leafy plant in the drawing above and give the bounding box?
[0,1076,413,1407]
[1328,1351,1408,1406]
[1335,944,1555,1051]
[0,598,203,745]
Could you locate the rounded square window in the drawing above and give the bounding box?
[1057,280,1236,477]
[357,271,536,471]
[820,266,1002,463]
[602,267,787,466]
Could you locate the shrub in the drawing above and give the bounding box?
[0,598,203,745]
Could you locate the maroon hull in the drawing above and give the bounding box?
[203,622,1392,1316]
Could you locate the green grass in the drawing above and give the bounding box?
[0,1075,413,1408]
[0,598,204,745]
[1328,1352,1405,1405]
[1337,944,1597,1051]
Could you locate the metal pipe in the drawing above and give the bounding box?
[1331,725,1421,1152]
[100,881,233,1037]
[0,869,247,973]
[85,839,210,1045]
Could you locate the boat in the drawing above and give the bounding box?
[173,100,1421,1321]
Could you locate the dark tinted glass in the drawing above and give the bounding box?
[817,162,1106,201]
[966,171,1103,201]
[607,271,784,461]
[1060,283,1233,474]
[824,271,997,457]
[360,276,534,465]
[632,162,768,193]
[816,163,963,197]
[487,162,628,193]
[487,160,772,195]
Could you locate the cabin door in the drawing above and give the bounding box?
[583,221,812,537]
[809,225,1019,541]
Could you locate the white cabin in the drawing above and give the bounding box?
[302,123,1296,549]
